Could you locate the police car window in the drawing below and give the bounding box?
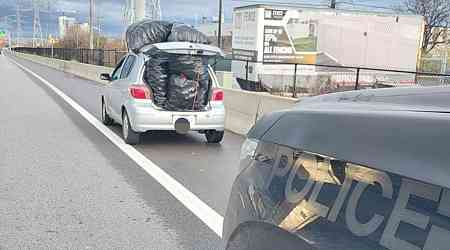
[120,55,136,79]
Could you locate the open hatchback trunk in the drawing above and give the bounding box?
[141,42,224,112]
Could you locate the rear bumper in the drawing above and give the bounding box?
[127,102,225,132]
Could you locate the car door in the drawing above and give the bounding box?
[106,57,126,121]
[109,55,136,121]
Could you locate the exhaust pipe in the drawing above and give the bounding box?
[174,117,190,134]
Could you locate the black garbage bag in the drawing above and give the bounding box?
[143,47,171,107]
[167,23,209,44]
[168,55,207,79]
[142,47,211,110]
[165,74,199,111]
[194,66,211,107]
[169,55,210,108]
[126,20,173,52]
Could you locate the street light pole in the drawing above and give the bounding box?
[330,0,336,9]
[8,32,12,48]
[217,0,223,49]
[442,29,448,74]
[89,0,95,49]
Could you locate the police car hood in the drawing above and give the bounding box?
[298,85,450,113]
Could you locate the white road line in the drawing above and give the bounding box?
[9,56,224,237]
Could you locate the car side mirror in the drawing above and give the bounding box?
[100,73,111,81]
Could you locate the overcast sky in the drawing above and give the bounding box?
[0,0,402,38]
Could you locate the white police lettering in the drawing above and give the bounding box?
[327,175,352,222]
[307,181,329,218]
[282,151,450,249]
[346,182,385,236]
[422,188,450,250]
[438,188,450,218]
[267,148,294,188]
[423,226,450,250]
[276,148,294,177]
[380,179,441,250]
[285,154,314,203]
[346,168,393,236]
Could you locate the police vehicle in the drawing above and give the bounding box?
[223,86,450,250]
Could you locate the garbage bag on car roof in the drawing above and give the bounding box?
[167,23,210,44]
[126,20,173,53]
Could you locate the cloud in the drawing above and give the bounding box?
[1,0,404,38]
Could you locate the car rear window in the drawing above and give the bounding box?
[120,55,136,79]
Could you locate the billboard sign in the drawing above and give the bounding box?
[264,9,287,20]
[263,25,317,64]
[258,7,423,70]
[262,9,319,64]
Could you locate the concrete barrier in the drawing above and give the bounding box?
[222,88,297,135]
[12,52,113,83]
[11,52,300,135]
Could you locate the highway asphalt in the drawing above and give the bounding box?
[0,54,244,249]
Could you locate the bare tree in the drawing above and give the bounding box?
[56,25,89,48]
[404,0,450,54]
[56,25,109,49]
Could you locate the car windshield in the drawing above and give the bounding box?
[1,0,450,249]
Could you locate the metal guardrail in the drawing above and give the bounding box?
[13,47,450,97]
[213,58,450,97]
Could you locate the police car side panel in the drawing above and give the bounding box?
[224,109,450,250]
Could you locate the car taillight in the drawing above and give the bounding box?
[212,89,224,101]
[129,85,151,99]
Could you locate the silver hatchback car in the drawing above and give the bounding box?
[100,42,225,144]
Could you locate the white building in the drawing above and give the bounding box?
[58,16,76,38]
[232,5,425,92]
[79,23,90,33]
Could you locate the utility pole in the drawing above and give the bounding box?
[46,23,49,47]
[96,14,104,48]
[16,2,22,46]
[89,0,95,49]
[135,0,145,21]
[32,0,44,48]
[8,32,12,48]
[330,0,336,9]
[442,28,449,74]
[217,0,223,49]
[146,0,162,20]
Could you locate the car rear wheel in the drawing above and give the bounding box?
[101,100,114,126]
[122,110,140,145]
[205,130,224,143]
